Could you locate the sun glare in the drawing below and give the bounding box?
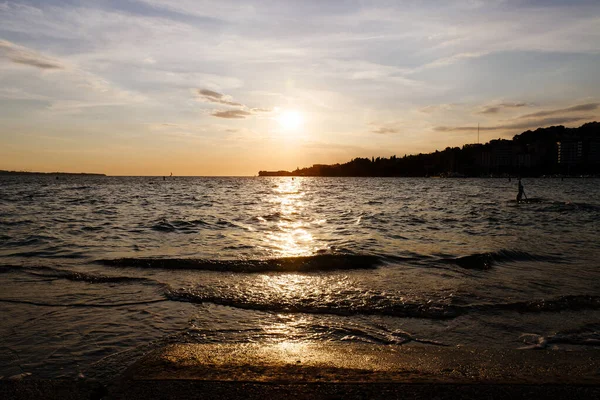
[277,110,303,131]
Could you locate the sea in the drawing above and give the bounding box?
[1,175,599,379]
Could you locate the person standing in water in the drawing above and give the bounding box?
[516,178,525,202]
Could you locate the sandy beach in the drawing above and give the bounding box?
[121,342,600,384]
[3,343,600,399]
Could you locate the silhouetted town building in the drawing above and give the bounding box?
[558,141,583,165]
[259,122,600,177]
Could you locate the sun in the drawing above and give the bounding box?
[277,110,304,131]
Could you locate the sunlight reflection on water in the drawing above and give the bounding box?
[2,176,600,379]
[265,178,320,257]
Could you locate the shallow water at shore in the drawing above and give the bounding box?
[1,176,599,378]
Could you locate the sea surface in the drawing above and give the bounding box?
[1,176,599,379]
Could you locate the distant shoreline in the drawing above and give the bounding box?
[259,122,600,178]
[0,170,106,176]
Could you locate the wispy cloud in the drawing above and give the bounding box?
[212,110,252,119]
[516,103,600,119]
[416,51,488,72]
[435,116,593,132]
[250,107,272,113]
[135,0,257,22]
[197,89,273,119]
[0,87,51,101]
[479,102,529,114]
[0,39,64,69]
[46,100,138,114]
[0,38,145,114]
[371,127,399,135]
[197,89,243,107]
[315,58,426,88]
[419,103,457,114]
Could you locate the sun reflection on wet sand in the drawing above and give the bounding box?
[129,342,600,385]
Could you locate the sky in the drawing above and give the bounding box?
[1,0,599,176]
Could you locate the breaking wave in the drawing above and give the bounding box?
[0,264,154,284]
[151,218,209,232]
[26,267,152,284]
[0,298,167,308]
[520,322,600,349]
[165,289,600,320]
[98,248,560,273]
[439,249,565,270]
[99,254,384,273]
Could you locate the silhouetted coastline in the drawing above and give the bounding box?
[259,122,600,177]
[0,170,106,176]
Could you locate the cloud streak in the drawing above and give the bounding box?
[435,116,593,133]
[212,110,252,119]
[250,107,272,113]
[197,89,273,119]
[479,102,528,114]
[0,39,64,69]
[197,89,243,106]
[372,127,399,135]
[516,103,600,120]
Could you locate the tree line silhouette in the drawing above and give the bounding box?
[259,122,600,177]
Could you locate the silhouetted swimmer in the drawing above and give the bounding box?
[163,176,166,181]
[516,178,525,202]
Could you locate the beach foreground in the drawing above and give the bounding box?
[3,343,600,399]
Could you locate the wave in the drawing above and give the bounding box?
[151,218,209,232]
[99,254,384,273]
[165,289,600,320]
[215,219,240,229]
[66,197,98,205]
[66,186,93,190]
[439,249,565,270]
[98,249,562,274]
[0,298,167,308]
[491,295,600,313]
[251,212,285,222]
[186,323,447,346]
[531,201,600,213]
[520,322,600,349]
[27,268,151,284]
[1,235,57,247]
[0,264,23,273]
[569,202,600,212]
[0,219,34,226]
[0,264,153,284]
[5,249,89,259]
[165,288,459,319]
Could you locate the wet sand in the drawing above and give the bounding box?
[123,342,600,384]
[3,343,600,399]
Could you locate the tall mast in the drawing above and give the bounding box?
[477,123,480,144]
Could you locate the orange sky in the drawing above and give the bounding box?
[1,1,599,175]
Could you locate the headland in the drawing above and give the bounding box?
[259,122,600,177]
[0,170,106,176]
